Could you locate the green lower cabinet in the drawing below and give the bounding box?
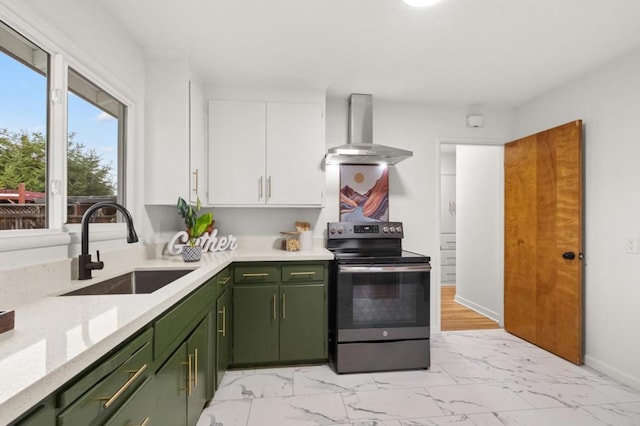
[233,281,326,365]
[215,287,232,389]
[187,319,209,426]
[279,283,326,362]
[155,317,209,426]
[233,285,279,364]
[104,376,154,426]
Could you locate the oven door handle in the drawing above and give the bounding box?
[338,264,431,273]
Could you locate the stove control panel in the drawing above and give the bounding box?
[327,222,404,239]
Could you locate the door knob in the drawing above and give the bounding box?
[562,251,576,260]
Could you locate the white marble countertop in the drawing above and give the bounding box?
[0,246,333,424]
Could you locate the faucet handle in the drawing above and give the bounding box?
[94,250,104,270]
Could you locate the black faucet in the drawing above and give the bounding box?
[78,201,139,280]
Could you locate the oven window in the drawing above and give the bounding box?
[337,268,429,329]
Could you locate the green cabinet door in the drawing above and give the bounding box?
[187,319,209,426]
[216,288,232,388]
[279,284,326,362]
[233,285,280,364]
[154,341,188,426]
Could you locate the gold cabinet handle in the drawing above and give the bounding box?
[242,273,269,277]
[193,348,198,388]
[218,307,226,337]
[219,276,231,286]
[192,169,199,194]
[282,293,286,319]
[181,354,193,396]
[273,293,277,320]
[267,176,272,199]
[100,363,148,408]
[133,417,150,426]
[289,271,316,276]
[258,176,263,200]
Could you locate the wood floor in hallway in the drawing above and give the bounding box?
[441,285,500,331]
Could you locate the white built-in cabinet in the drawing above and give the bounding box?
[144,58,206,205]
[208,99,325,207]
[440,151,456,285]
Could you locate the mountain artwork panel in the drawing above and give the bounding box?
[340,165,389,222]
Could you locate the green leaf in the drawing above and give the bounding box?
[192,212,213,238]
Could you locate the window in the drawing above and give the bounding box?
[0,20,49,230]
[0,20,127,231]
[66,68,126,224]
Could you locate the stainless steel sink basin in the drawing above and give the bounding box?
[60,269,195,296]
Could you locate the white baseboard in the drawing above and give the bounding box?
[454,294,500,323]
[584,355,640,392]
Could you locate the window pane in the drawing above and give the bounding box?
[66,68,125,224]
[0,21,48,230]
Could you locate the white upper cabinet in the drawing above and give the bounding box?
[189,78,207,203]
[208,100,266,205]
[144,57,206,205]
[208,97,325,207]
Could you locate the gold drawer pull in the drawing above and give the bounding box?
[243,272,269,277]
[219,276,231,285]
[289,271,316,276]
[101,363,148,408]
[134,417,150,426]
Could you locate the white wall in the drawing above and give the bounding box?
[514,47,640,390]
[455,145,503,324]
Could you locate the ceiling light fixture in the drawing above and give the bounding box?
[403,0,444,7]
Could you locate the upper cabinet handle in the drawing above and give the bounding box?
[192,169,199,194]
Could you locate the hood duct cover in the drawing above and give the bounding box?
[325,94,413,165]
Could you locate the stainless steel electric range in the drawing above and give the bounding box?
[326,221,431,374]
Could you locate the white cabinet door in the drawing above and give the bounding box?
[266,102,324,206]
[189,79,207,203]
[208,100,266,205]
[440,174,456,233]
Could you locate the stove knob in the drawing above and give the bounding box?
[329,227,336,235]
[395,225,402,233]
[382,226,389,233]
[336,226,344,234]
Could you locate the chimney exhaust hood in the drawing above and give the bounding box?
[325,94,413,165]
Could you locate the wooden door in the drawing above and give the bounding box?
[504,120,583,364]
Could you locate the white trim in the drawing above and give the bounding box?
[454,294,500,323]
[585,355,640,392]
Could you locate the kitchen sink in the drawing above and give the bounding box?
[60,269,195,296]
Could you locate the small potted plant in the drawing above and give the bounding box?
[177,196,213,262]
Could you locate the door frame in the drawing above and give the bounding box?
[435,137,506,333]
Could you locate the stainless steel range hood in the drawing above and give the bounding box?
[325,94,413,165]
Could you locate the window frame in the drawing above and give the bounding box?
[0,10,141,255]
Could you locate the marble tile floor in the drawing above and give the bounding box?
[196,329,640,426]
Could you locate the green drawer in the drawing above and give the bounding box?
[57,328,153,409]
[216,267,233,296]
[104,376,154,426]
[234,265,278,283]
[281,264,325,282]
[154,279,215,362]
[57,338,153,425]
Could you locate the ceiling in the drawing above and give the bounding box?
[97,0,640,107]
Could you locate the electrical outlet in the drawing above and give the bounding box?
[625,238,639,254]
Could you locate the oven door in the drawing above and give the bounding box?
[336,263,430,342]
